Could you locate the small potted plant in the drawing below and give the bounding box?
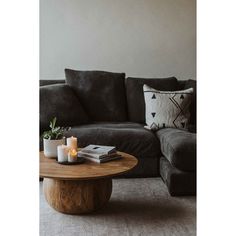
[42,117,70,158]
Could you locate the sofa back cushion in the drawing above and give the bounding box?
[65,69,127,122]
[40,84,89,132]
[126,77,179,123]
[40,80,65,86]
[184,79,196,126]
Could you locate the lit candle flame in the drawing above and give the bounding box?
[69,149,77,155]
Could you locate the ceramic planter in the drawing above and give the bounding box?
[43,138,65,158]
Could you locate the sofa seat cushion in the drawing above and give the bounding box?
[40,84,89,132]
[126,77,179,123]
[65,69,127,122]
[156,128,196,171]
[64,122,161,160]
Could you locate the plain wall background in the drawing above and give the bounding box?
[40,0,196,80]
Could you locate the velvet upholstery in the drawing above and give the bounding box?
[121,158,158,177]
[39,78,197,195]
[126,77,179,123]
[70,122,143,129]
[40,84,89,132]
[160,156,196,196]
[177,80,187,90]
[64,122,161,159]
[40,80,65,87]
[65,69,127,122]
[63,122,161,177]
[184,79,196,125]
[156,128,196,171]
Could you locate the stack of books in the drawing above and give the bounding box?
[78,145,121,163]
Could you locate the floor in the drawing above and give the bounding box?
[40,178,196,236]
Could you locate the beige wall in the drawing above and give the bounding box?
[40,0,196,80]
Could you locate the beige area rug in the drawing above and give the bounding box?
[40,178,196,236]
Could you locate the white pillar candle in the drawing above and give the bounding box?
[57,145,69,162]
[68,149,78,162]
[67,136,78,150]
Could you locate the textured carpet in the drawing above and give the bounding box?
[40,178,196,236]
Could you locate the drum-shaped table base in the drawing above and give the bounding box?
[43,178,112,214]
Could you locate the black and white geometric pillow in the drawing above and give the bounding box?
[143,84,193,131]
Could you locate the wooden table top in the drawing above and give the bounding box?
[40,151,138,180]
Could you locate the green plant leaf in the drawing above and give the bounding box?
[43,117,66,140]
[53,127,60,132]
[52,117,56,129]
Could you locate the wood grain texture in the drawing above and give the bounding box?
[43,178,112,214]
[40,151,137,214]
[40,151,138,180]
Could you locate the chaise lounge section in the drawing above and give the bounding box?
[157,128,196,195]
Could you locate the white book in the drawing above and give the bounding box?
[82,154,121,163]
[80,145,116,155]
[78,151,118,159]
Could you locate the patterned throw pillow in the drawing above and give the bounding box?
[143,84,193,131]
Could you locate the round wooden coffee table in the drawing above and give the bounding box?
[40,151,138,215]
